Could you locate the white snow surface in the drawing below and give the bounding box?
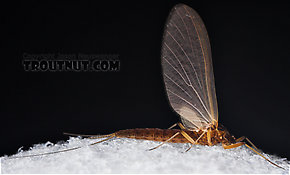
[1,137,289,173]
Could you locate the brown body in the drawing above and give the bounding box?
[115,127,236,146]
[111,126,283,169]
[13,123,283,169]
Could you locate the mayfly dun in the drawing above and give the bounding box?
[9,4,284,169]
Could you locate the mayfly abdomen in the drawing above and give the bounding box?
[115,128,210,144]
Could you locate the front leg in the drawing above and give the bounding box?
[235,136,261,153]
[222,140,284,169]
[222,142,244,149]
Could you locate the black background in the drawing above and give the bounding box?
[1,1,290,160]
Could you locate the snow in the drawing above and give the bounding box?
[1,137,289,173]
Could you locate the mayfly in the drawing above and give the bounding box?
[10,4,283,169]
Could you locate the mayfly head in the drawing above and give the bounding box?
[215,124,236,144]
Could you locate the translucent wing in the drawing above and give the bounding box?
[161,4,218,130]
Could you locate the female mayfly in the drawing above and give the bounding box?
[11,4,283,169]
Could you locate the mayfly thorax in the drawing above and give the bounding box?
[10,4,284,169]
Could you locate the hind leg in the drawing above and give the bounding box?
[148,132,180,151]
[185,130,207,152]
[149,129,198,151]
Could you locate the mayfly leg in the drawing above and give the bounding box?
[245,144,285,169]
[235,136,262,153]
[238,137,284,169]
[168,122,207,152]
[178,123,186,130]
[185,130,207,152]
[168,123,178,129]
[222,142,244,149]
[168,122,186,130]
[148,129,197,151]
[167,122,199,152]
[222,139,285,169]
[148,132,180,151]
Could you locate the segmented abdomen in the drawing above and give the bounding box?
[115,128,208,144]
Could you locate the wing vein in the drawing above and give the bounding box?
[166,88,210,123]
[175,7,203,91]
[164,43,191,86]
[166,32,212,119]
[164,73,193,99]
[165,36,192,85]
[183,6,214,120]
[171,21,185,40]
